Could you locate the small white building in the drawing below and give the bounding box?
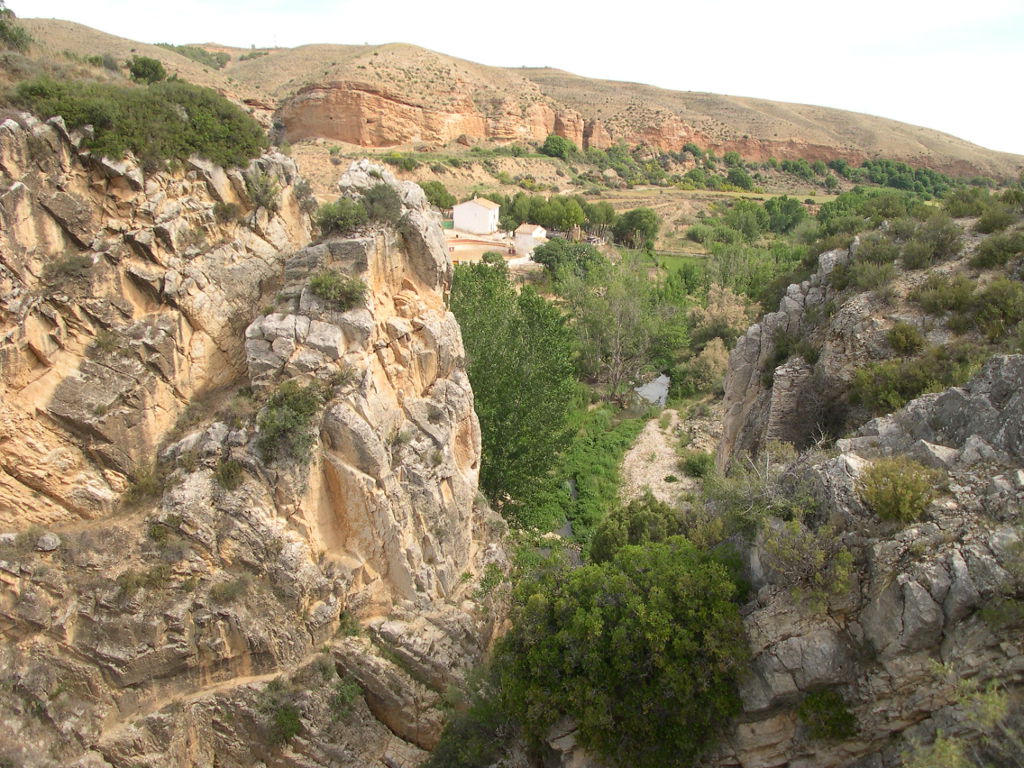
[452,197,500,235]
[515,223,547,257]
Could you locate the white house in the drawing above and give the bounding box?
[514,223,547,257]
[452,198,500,235]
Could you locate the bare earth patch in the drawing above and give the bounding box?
[619,400,724,506]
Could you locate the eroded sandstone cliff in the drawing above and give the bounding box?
[0,118,504,767]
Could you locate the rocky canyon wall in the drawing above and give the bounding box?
[0,116,504,768]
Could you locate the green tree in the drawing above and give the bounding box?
[723,150,743,167]
[582,200,617,238]
[420,180,456,209]
[589,491,687,562]
[560,258,687,398]
[764,195,807,233]
[722,199,769,241]
[612,207,660,248]
[498,538,748,768]
[128,55,167,84]
[0,0,30,52]
[532,238,607,279]
[560,198,586,230]
[726,166,754,190]
[539,133,577,160]
[450,263,577,506]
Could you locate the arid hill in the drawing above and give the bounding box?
[20,17,1024,179]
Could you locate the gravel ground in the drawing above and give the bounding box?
[619,400,725,506]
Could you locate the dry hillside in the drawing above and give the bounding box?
[19,17,1024,179]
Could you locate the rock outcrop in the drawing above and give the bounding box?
[0,119,505,768]
[711,355,1024,768]
[277,81,588,149]
[550,357,1024,768]
[0,114,310,527]
[718,245,852,465]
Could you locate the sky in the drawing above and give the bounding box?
[20,0,1024,156]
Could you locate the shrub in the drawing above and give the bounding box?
[85,53,119,71]
[213,201,241,223]
[210,575,250,603]
[14,77,267,168]
[497,538,748,768]
[156,43,230,69]
[214,459,243,490]
[42,253,93,282]
[680,450,716,478]
[974,278,1024,341]
[0,1,31,52]
[123,463,166,505]
[256,380,327,462]
[589,492,687,563]
[762,519,853,611]
[943,187,989,217]
[914,213,963,261]
[910,273,975,315]
[308,269,367,310]
[127,55,167,84]
[975,203,1016,233]
[671,338,729,398]
[851,344,978,414]
[797,690,858,740]
[830,260,896,292]
[267,702,302,744]
[361,183,403,225]
[970,230,1024,268]
[329,677,361,719]
[887,321,924,355]
[293,178,318,216]
[382,152,419,171]
[245,169,280,212]
[315,197,367,236]
[856,231,900,264]
[858,457,941,522]
[116,564,172,599]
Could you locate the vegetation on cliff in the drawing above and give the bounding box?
[498,538,747,768]
[11,76,267,168]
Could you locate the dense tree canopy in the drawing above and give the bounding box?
[764,195,807,233]
[539,133,578,160]
[420,180,456,209]
[531,238,607,279]
[450,262,577,506]
[127,55,167,83]
[612,206,660,248]
[560,258,688,398]
[498,538,748,768]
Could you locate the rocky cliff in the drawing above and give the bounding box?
[546,355,1024,768]
[276,80,593,150]
[711,354,1024,768]
[0,117,504,767]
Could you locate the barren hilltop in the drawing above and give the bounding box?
[20,17,1024,180]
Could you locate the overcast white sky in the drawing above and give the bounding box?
[21,0,1024,156]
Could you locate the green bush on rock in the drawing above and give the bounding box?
[497,538,748,768]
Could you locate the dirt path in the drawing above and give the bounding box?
[618,400,724,507]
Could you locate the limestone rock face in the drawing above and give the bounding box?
[0,114,310,527]
[708,358,1024,768]
[718,245,853,464]
[0,130,505,768]
[277,81,588,149]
